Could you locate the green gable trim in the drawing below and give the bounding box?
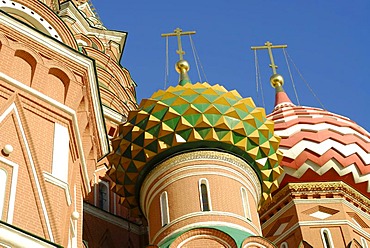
[159,225,253,248]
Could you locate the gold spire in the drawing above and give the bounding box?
[251,41,287,88]
[161,28,196,60]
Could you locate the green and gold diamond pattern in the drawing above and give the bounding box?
[108,82,282,215]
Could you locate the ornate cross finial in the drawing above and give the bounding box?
[251,41,287,75]
[161,28,196,60]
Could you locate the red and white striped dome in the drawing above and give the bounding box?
[268,87,370,197]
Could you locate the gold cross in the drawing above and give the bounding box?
[251,41,287,75]
[161,28,196,60]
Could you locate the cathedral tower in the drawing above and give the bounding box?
[108,28,283,247]
[255,41,370,248]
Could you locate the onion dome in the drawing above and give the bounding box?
[107,61,283,215]
[267,75,370,197]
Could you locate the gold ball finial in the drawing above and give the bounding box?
[270,74,284,88]
[175,60,190,73]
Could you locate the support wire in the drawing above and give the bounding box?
[189,35,208,82]
[285,50,326,110]
[254,50,265,108]
[283,48,300,105]
[164,36,169,89]
[189,35,202,82]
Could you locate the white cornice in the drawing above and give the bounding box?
[0,222,59,248]
[102,105,126,124]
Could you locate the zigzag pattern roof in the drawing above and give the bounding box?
[268,105,370,197]
[108,82,283,214]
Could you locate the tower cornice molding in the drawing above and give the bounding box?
[260,181,370,216]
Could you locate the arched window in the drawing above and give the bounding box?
[98,181,109,211]
[321,228,334,248]
[362,237,369,248]
[13,50,36,86]
[47,68,70,103]
[0,169,6,220]
[160,191,169,226]
[199,179,211,211]
[280,242,288,248]
[241,187,251,220]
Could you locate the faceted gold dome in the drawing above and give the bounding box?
[108,82,283,215]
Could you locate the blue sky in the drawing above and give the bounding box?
[92,1,370,131]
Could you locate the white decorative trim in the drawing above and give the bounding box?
[59,2,126,52]
[0,71,92,193]
[281,139,370,163]
[280,242,288,248]
[271,106,352,124]
[0,169,7,220]
[243,243,266,248]
[144,169,258,219]
[0,0,62,41]
[241,187,252,220]
[0,9,109,165]
[93,173,97,206]
[160,191,170,227]
[0,156,18,224]
[156,220,258,246]
[262,197,370,229]
[272,218,370,244]
[43,172,71,206]
[261,198,295,228]
[51,123,69,183]
[275,122,370,142]
[179,234,232,248]
[281,158,370,191]
[0,103,53,240]
[361,237,369,248]
[0,222,58,248]
[320,228,334,248]
[83,203,144,235]
[141,151,261,218]
[102,105,126,124]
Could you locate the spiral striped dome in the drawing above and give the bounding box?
[268,90,370,197]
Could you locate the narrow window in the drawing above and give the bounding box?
[241,187,251,220]
[98,181,109,211]
[362,237,369,248]
[280,242,288,248]
[321,228,334,248]
[0,169,6,220]
[160,191,169,226]
[199,179,211,211]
